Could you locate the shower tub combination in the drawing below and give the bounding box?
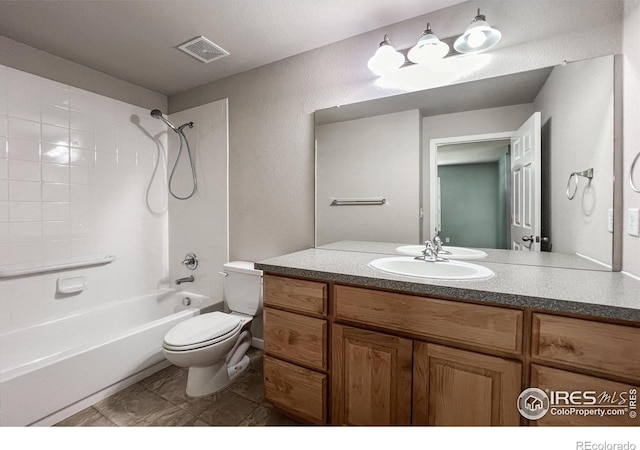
[0,290,220,426]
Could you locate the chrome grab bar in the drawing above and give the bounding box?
[331,198,386,206]
[0,254,116,279]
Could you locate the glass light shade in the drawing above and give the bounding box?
[367,42,405,76]
[454,18,502,53]
[407,33,450,64]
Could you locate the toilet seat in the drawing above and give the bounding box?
[163,312,242,352]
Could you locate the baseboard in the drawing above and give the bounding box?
[251,337,264,350]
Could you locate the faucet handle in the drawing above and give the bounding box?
[423,240,435,255]
[181,252,198,270]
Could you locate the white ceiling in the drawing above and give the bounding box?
[0,0,466,96]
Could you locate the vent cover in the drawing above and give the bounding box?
[178,36,229,63]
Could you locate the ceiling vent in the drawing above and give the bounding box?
[178,36,229,63]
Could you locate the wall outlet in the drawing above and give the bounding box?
[607,208,613,233]
[628,209,640,237]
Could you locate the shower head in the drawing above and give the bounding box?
[150,109,178,132]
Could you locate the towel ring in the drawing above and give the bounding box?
[631,152,640,193]
[566,168,593,200]
[566,173,580,200]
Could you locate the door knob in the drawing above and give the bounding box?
[522,235,534,242]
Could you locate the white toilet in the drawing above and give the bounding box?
[162,261,263,397]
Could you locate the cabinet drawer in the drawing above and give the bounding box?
[264,307,327,370]
[334,285,523,354]
[530,365,639,426]
[264,355,327,424]
[532,314,640,381]
[264,275,327,316]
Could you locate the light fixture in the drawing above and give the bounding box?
[407,23,450,64]
[367,34,405,76]
[453,8,502,54]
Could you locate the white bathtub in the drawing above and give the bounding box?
[0,289,221,426]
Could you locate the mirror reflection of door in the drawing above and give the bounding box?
[437,140,511,249]
[432,112,543,252]
[510,112,542,251]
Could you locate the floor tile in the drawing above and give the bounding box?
[173,389,260,426]
[53,347,297,427]
[130,403,207,426]
[239,405,299,426]
[229,368,265,404]
[54,407,116,427]
[92,383,171,426]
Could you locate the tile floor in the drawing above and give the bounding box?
[54,348,299,427]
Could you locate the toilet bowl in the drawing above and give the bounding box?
[162,261,262,397]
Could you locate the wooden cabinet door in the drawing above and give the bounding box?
[331,324,413,425]
[413,342,522,426]
[530,365,639,426]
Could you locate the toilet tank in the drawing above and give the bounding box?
[223,261,263,316]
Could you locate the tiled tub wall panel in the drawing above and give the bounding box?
[0,65,169,332]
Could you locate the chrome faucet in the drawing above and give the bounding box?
[414,241,448,262]
[175,275,194,285]
[431,229,451,255]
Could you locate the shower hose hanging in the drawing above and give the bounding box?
[150,109,197,200]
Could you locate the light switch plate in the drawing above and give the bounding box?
[628,209,640,237]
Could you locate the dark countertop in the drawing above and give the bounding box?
[256,247,640,323]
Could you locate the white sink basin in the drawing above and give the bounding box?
[369,256,494,280]
[395,245,488,260]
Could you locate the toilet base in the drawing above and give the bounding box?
[185,355,251,397]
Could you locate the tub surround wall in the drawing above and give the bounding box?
[0,64,170,333]
[167,100,229,301]
[168,0,624,266]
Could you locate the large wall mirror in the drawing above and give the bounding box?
[315,55,621,271]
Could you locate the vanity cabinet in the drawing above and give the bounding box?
[333,285,523,355]
[262,275,329,424]
[529,313,640,427]
[531,313,640,380]
[530,364,639,426]
[262,273,640,426]
[331,324,412,425]
[413,342,522,426]
[330,286,523,426]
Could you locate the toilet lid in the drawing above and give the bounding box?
[163,312,242,350]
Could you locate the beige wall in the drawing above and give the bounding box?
[169,0,624,263]
[316,110,421,245]
[533,57,614,267]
